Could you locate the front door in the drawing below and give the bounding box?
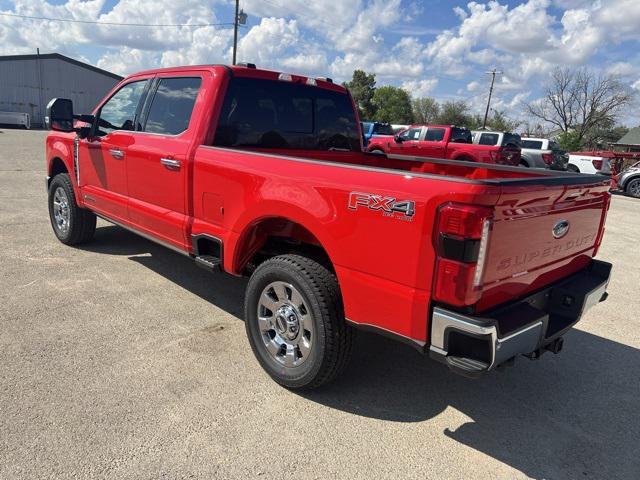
[77,79,149,221]
[389,127,422,155]
[125,75,203,250]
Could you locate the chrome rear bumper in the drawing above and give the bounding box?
[429,259,611,376]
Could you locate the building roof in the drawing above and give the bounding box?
[614,126,640,146]
[0,52,123,81]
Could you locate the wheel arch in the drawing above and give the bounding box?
[230,215,335,277]
[622,173,640,190]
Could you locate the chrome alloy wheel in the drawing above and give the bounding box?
[628,179,640,198]
[257,281,314,367]
[52,187,71,234]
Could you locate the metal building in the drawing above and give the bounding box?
[0,52,122,128]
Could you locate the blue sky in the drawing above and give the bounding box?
[1,0,639,125]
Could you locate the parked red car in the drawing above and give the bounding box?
[45,64,610,388]
[367,124,521,165]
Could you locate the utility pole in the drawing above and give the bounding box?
[231,0,247,65]
[482,69,502,129]
[232,0,239,65]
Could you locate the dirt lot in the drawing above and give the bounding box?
[1,128,639,479]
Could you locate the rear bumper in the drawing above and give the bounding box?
[429,259,611,376]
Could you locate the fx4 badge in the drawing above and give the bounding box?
[348,192,415,221]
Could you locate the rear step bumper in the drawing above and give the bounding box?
[429,259,612,377]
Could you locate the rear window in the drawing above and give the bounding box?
[373,123,394,135]
[501,133,521,148]
[214,77,360,151]
[451,127,472,144]
[522,140,543,149]
[425,128,445,142]
[144,77,201,135]
[478,133,499,146]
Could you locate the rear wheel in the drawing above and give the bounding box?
[244,254,354,389]
[626,178,640,198]
[369,148,385,155]
[519,160,530,168]
[48,173,96,245]
[567,164,580,173]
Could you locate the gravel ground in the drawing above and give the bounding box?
[1,128,639,480]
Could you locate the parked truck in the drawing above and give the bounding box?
[45,64,612,389]
[367,124,521,165]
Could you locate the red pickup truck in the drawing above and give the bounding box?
[45,64,611,389]
[367,124,521,165]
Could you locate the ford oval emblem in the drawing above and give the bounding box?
[553,220,570,239]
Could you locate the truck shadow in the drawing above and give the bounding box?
[84,224,640,480]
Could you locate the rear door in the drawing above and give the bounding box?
[125,74,204,250]
[78,78,150,221]
[417,127,447,157]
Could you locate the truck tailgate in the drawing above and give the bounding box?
[477,177,611,311]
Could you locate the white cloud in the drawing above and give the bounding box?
[235,17,299,68]
[401,79,439,97]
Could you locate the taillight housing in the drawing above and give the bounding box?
[541,153,554,165]
[433,203,493,307]
[592,159,603,171]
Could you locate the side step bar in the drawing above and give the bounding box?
[195,255,222,271]
[191,234,223,273]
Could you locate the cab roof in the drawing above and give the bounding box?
[125,64,346,93]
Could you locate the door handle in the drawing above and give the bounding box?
[160,158,181,169]
[109,148,124,159]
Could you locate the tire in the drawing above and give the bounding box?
[567,164,580,173]
[244,254,354,390]
[48,173,96,245]
[519,160,530,168]
[626,178,640,198]
[369,148,385,155]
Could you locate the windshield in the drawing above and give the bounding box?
[214,77,360,151]
[373,123,394,135]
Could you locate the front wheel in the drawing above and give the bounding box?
[626,178,640,198]
[244,254,354,389]
[48,173,96,244]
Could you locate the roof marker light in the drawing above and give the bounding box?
[278,73,293,81]
[306,77,317,86]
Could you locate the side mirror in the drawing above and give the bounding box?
[46,98,75,132]
[394,134,404,143]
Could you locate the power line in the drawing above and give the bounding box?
[0,11,236,28]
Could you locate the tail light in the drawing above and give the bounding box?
[592,159,603,171]
[433,203,493,307]
[541,153,554,165]
[491,147,520,165]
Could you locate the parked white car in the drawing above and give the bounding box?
[0,111,30,129]
[567,152,612,175]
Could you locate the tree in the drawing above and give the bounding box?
[557,131,582,152]
[372,86,414,124]
[343,70,377,120]
[485,110,521,132]
[582,119,629,149]
[525,67,633,144]
[435,100,473,127]
[412,97,440,124]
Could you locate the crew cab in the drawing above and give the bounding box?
[367,124,521,165]
[45,64,611,388]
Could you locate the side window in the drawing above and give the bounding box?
[425,128,445,142]
[97,80,147,136]
[400,128,421,140]
[144,77,201,135]
[479,133,499,146]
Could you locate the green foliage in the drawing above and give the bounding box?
[342,70,377,120]
[557,131,582,152]
[372,86,414,124]
[434,100,474,127]
[485,110,521,132]
[412,97,440,124]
